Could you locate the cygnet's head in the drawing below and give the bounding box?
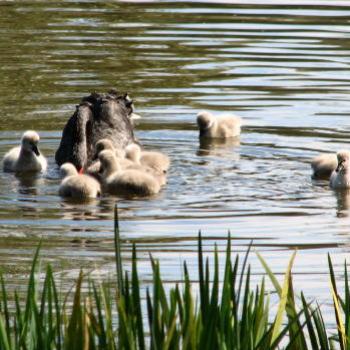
[95,139,114,158]
[125,143,141,163]
[196,111,215,131]
[98,149,121,176]
[60,163,78,178]
[336,150,350,173]
[21,130,41,155]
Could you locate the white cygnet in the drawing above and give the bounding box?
[3,130,47,172]
[86,139,115,176]
[196,111,241,139]
[330,150,350,189]
[98,150,160,197]
[59,163,101,199]
[125,144,169,186]
[126,144,170,172]
[86,138,133,177]
[311,153,337,179]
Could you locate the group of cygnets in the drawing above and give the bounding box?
[197,111,350,191]
[1,108,240,200]
[3,104,348,200]
[2,131,170,199]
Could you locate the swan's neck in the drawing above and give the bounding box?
[19,147,36,158]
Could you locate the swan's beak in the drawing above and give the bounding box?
[130,113,142,120]
[32,145,40,156]
[336,160,344,172]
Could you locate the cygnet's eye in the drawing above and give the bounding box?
[163,170,167,174]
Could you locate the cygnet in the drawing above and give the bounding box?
[126,143,169,171]
[196,111,241,138]
[3,131,47,172]
[87,138,133,177]
[86,139,115,176]
[330,150,350,189]
[311,153,337,179]
[59,163,101,199]
[98,150,160,196]
[125,144,169,185]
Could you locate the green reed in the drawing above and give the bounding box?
[0,207,347,349]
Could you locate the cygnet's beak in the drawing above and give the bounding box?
[32,144,40,156]
[129,113,142,120]
[336,160,345,172]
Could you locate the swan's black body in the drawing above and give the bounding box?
[55,90,136,170]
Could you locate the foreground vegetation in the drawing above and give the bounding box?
[0,211,349,349]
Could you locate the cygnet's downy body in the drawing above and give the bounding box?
[98,150,160,197]
[196,111,241,139]
[125,144,169,186]
[59,163,101,199]
[311,153,338,179]
[86,138,116,177]
[3,131,47,172]
[86,138,134,178]
[330,151,350,189]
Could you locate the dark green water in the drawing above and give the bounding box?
[1,0,350,320]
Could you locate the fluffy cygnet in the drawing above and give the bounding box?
[330,151,350,189]
[196,111,241,139]
[311,153,337,179]
[126,144,170,172]
[3,131,47,172]
[86,139,115,176]
[96,138,115,155]
[125,144,169,186]
[59,163,101,199]
[98,150,160,196]
[87,138,133,177]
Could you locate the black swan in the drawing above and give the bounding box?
[55,90,137,170]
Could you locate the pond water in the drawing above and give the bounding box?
[1,0,350,322]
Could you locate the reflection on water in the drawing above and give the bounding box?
[197,137,240,157]
[1,0,350,323]
[16,174,42,196]
[334,189,350,218]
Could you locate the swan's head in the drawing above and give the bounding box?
[336,150,350,173]
[125,143,141,163]
[60,163,78,178]
[21,130,41,156]
[197,111,215,131]
[98,150,121,176]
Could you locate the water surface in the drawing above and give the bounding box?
[1,0,350,322]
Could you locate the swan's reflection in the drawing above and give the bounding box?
[59,198,101,220]
[16,173,43,195]
[197,137,240,157]
[334,189,350,218]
